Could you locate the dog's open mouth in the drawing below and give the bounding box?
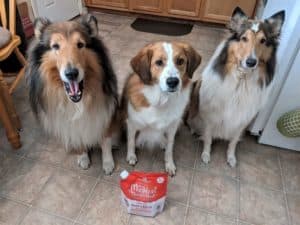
[63,80,84,103]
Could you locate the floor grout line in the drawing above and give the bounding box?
[278,151,292,225]
[183,140,199,225]
[236,152,241,225]
[72,175,102,225]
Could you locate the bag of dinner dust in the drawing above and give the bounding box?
[120,170,168,217]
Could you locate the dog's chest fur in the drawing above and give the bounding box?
[128,84,191,147]
[40,89,114,150]
[200,46,271,139]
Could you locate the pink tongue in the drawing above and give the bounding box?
[69,81,79,96]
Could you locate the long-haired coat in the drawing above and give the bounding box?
[123,42,201,176]
[188,7,285,167]
[26,14,118,174]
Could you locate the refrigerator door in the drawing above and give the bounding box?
[249,0,300,135]
[259,48,300,151]
[31,0,80,22]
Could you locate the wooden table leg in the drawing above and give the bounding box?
[0,86,21,149]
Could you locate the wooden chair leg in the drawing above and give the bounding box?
[9,67,25,94]
[0,90,21,149]
[14,47,26,66]
[0,70,21,130]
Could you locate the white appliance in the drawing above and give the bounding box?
[31,0,81,22]
[249,0,300,151]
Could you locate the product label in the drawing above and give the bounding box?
[120,171,168,217]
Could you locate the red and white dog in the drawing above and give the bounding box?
[123,42,201,175]
[188,7,285,167]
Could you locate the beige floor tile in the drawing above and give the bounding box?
[21,209,73,225]
[0,152,22,177]
[0,159,54,203]
[25,137,67,165]
[61,149,103,178]
[280,151,300,194]
[238,149,282,190]
[34,169,96,219]
[190,171,238,217]
[186,207,236,225]
[130,201,186,225]
[196,141,238,178]
[0,198,29,225]
[78,181,130,225]
[287,193,300,225]
[166,168,193,204]
[239,183,288,225]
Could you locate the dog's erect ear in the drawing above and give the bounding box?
[80,14,99,37]
[265,10,285,38]
[183,44,201,78]
[228,7,248,33]
[130,46,153,84]
[34,17,51,39]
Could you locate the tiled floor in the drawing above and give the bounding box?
[1,11,300,225]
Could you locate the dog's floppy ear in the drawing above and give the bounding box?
[80,14,99,37]
[130,45,153,84]
[228,7,248,33]
[34,17,51,39]
[183,44,201,78]
[265,10,285,38]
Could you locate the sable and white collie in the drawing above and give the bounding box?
[123,42,201,175]
[26,14,118,174]
[188,7,285,167]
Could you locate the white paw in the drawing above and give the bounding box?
[77,153,90,170]
[126,154,137,166]
[103,160,115,175]
[227,155,237,168]
[165,161,176,176]
[201,152,211,164]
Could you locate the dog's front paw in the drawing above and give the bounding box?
[227,155,237,168]
[165,161,176,176]
[201,152,211,164]
[103,160,115,175]
[126,154,137,166]
[77,153,90,170]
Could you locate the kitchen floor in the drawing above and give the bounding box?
[1,11,300,225]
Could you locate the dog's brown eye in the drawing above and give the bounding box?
[241,36,248,42]
[260,38,266,44]
[176,58,185,66]
[155,60,163,66]
[52,43,60,50]
[77,42,84,49]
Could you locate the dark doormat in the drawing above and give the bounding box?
[131,18,193,36]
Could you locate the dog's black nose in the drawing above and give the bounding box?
[166,77,179,89]
[246,58,257,68]
[65,68,79,80]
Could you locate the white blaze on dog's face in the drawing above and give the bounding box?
[131,42,201,93]
[227,7,285,73]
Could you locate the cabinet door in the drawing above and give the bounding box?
[167,0,202,17]
[200,0,257,24]
[89,0,128,8]
[130,0,164,13]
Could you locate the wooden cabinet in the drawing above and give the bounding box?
[86,0,257,24]
[130,0,164,13]
[167,0,202,17]
[89,0,128,9]
[200,0,257,23]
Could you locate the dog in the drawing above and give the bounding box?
[122,42,201,176]
[26,14,118,174]
[187,7,285,167]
